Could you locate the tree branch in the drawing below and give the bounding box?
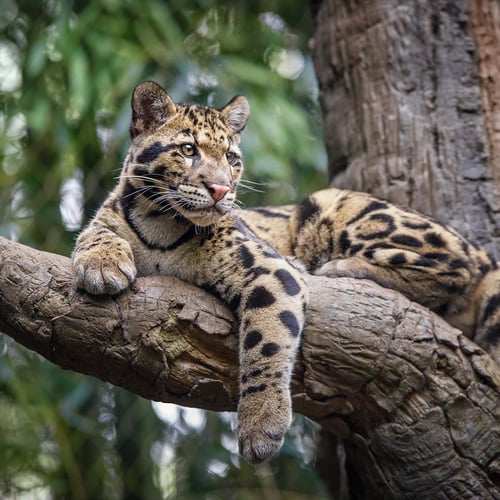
[1,236,499,498]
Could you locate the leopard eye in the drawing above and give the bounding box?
[226,151,237,165]
[181,143,196,157]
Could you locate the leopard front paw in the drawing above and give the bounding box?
[238,394,292,464]
[72,250,136,295]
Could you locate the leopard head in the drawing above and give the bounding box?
[124,81,249,227]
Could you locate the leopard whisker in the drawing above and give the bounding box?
[237,183,265,194]
[119,185,153,201]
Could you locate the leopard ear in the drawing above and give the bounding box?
[221,95,250,134]
[130,81,177,138]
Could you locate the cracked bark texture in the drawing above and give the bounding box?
[311,0,500,258]
[309,0,500,497]
[0,237,499,499]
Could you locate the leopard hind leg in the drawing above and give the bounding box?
[313,248,469,315]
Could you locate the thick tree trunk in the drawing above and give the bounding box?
[311,0,500,258]
[0,237,499,499]
[310,0,500,497]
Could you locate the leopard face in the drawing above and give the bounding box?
[123,81,249,227]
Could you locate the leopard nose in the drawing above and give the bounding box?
[208,183,230,202]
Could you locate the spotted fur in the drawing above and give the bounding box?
[72,81,307,463]
[73,82,499,464]
[242,189,499,362]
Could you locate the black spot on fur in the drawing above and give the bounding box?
[347,200,388,225]
[279,310,301,337]
[246,286,276,309]
[366,242,394,251]
[120,180,137,214]
[297,196,320,227]
[363,242,393,258]
[349,243,364,255]
[449,258,468,269]
[274,269,301,296]
[244,266,271,283]
[402,220,432,230]
[424,232,446,248]
[244,330,263,350]
[389,252,407,265]
[369,212,395,225]
[357,214,396,240]
[228,293,241,311]
[339,230,351,253]
[261,342,280,357]
[415,256,438,267]
[154,163,168,178]
[359,229,394,241]
[482,293,500,323]
[424,252,449,262]
[391,234,423,248]
[239,245,255,268]
[480,262,492,275]
[242,384,267,397]
[248,368,263,379]
[137,142,175,164]
[133,166,149,178]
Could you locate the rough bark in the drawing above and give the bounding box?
[310,0,500,496]
[1,236,499,499]
[311,0,500,258]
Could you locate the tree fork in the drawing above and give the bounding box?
[0,236,498,498]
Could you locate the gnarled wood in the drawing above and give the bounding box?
[0,236,498,499]
[310,1,500,495]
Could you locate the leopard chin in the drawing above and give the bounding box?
[182,207,226,227]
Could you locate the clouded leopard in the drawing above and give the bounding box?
[72,81,499,463]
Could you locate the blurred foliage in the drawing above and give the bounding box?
[0,0,326,253]
[0,0,328,498]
